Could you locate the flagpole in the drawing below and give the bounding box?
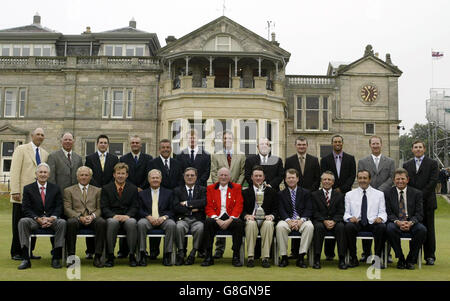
[431,48,434,89]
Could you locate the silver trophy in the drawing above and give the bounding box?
[255,182,266,227]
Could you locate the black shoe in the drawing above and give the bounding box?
[12,254,24,261]
[279,256,289,267]
[149,250,160,260]
[185,255,195,265]
[129,254,137,267]
[338,259,348,270]
[247,259,255,268]
[175,253,185,266]
[296,257,307,268]
[18,259,31,270]
[313,260,321,269]
[425,258,435,265]
[201,257,214,266]
[397,259,406,269]
[213,251,223,259]
[30,253,41,260]
[51,258,62,269]
[325,256,334,261]
[197,250,205,258]
[117,252,127,259]
[66,257,76,268]
[138,252,147,267]
[262,258,271,268]
[348,257,359,268]
[405,262,415,270]
[85,253,94,260]
[104,256,114,268]
[94,255,103,268]
[232,253,242,267]
[288,253,298,260]
[163,253,173,266]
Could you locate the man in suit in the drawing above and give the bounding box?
[344,170,387,268]
[17,163,66,270]
[118,135,153,258]
[10,127,48,261]
[148,139,183,259]
[358,135,395,262]
[311,171,347,269]
[201,167,244,267]
[101,162,139,267]
[176,129,211,187]
[137,169,177,266]
[284,136,320,258]
[64,166,106,268]
[320,134,356,260]
[385,168,427,270]
[210,130,246,259]
[403,140,439,265]
[173,167,206,265]
[245,137,284,191]
[276,169,314,268]
[241,165,278,268]
[85,134,119,188]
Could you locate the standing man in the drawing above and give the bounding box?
[210,130,246,259]
[85,134,119,188]
[137,169,177,267]
[201,167,244,267]
[245,138,284,191]
[344,170,387,268]
[173,167,206,265]
[403,140,439,265]
[177,129,211,187]
[320,134,356,260]
[64,166,106,268]
[241,166,278,268]
[311,171,347,269]
[101,163,139,267]
[10,127,48,261]
[17,163,66,269]
[284,136,320,258]
[358,135,395,262]
[438,167,448,194]
[276,169,314,268]
[385,168,427,270]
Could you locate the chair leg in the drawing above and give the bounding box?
[273,237,278,266]
[171,236,176,265]
[29,236,32,258]
[308,245,314,267]
[384,240,388,267]
[240,237,245,265]
[418,247,422,269]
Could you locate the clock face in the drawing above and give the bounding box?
[360,85,378,103]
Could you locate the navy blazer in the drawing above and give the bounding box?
[320,152,356,194]
[120,152,153,189]
[173,184,206,221]
[139,186,175,220]
[240,185,279,221]
[176,148,211,187]
[284,153,321,192]
[385,186,423,225]
[85,152,119,188]
[244,154,284,191]
[311,189,345,223]
[278,187,312,220]
[22,181,63,219]
[100,181,139,219]
[149,156,183,189]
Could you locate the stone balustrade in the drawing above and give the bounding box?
[287,75,335,86]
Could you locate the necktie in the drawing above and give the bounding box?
[399,191,407,221]
[164,159,170,173]
[118,186,123,198]
[100,154,105,171]
[134,155,139,164]
[291,189,299,219]
[335,155,341,178]
[262,156,267,164]
[67,152,71,165]
[190,150,195,163]
[82,186,87,203]
[361,190,368,227]
[40,186,45,207]
[325,190,330,207]
[152,190,159,218]
[188,188,193,201]
[227,153,232,167]
[299,155,305,175]
[36,148,41,165]
[416,158,421,173]
[374,157,379,172]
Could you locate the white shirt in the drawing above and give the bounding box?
[31,142,41,159]
[396,187,408,217]
[218,185,228,218]
[38,182,47,195]
[259,154,269,164]
[323,188,332,199]
[252,185,260,215]
[185,185,194,205]
[97,151,108,158]
[371,154,381,167]
[132,152,141,160]
[78,183,89,193]
[187,146,199,159]
[344,186,387,224]
[160,155,170,169]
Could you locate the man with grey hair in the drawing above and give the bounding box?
[10,127,49,261]
[17,163,67,269]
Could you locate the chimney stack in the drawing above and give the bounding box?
[165,36,177,44]
[129,18,136,29]
[33,13,41,25]
[84,26,92,34]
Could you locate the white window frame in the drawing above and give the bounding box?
[102,88,110,118]
[19,88,26,117]
[215,36,231,51]
[295,95,331,132]
[1,140,24,175]
[4,89,17,118]
[365,123,376,135]
[111,89,124,118]
[126,89,133,119]
[103,44,146,56]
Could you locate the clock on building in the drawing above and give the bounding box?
[360,85,378,103]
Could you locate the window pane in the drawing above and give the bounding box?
[22,47,30,56]
[297,96,302,109]
[112,90,123,117]
[114,46,122,56]
[306,111,319,130]
[323,111,328,130]
[296,110,302,130]
[3,159,12,172]
[43,47,51,56]
[86,141,95,156]
[13,47,21,56]
[2,142,15,157]
[2,47,9,56]
[323,96,328,109]
[33,47,41,56]
[306,96,319,109]
[320,145,333,159]
[109,143,123,157]
[135,47,144,56]
[5,90,16,117]
[127,90,133,117]
[266,122,273,141]
[239,120,257,139]
[103,90,109,117]
[366,123,375,134]
[19,89,26,117]
[105,46,113,56]
[126,48,134,56]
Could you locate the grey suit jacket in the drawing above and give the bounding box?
[358,154,395,193]
[211,151,246,184]
[48,149,83,194]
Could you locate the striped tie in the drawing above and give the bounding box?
[291,189,299,219]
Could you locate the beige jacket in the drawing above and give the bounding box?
[211,152,246,184]
[63,184,102,218]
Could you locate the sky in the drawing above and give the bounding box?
[1,0,449,133]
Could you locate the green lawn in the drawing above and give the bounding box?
[0,193,449,281]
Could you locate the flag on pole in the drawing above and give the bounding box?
[432,51,444,59]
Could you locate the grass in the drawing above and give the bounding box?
[0,193,449,281]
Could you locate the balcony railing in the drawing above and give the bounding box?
[287,75,335,86]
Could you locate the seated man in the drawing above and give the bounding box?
[344,170,387,268]
[241,165,278,268]
[137,169,177,267]
[64,166,106,268]
[385,168,427,270]
[18,163,67,270]
[202,167,244,267]
[101,163,139,267]
[311,171,347,269]
[276,169,314,268]
[173,167,206,265]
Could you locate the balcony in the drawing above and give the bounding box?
[286,75,336,87]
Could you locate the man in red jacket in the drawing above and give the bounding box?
[201,167,244,267]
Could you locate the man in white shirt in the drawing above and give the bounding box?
[344,169,387,268]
